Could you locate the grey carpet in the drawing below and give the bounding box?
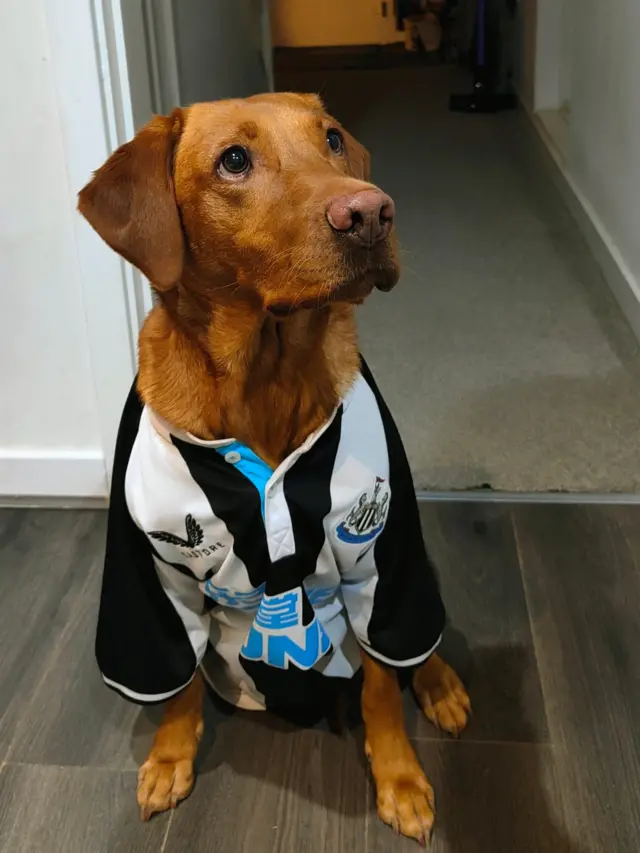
[276,66,640,492]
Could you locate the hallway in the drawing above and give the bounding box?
[277,66,640,493]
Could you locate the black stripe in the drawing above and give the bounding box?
[172,436,270,589]
[271,407,343,602]
[359,358,446,664]
[284,407,343,558]
[175,404,342,713]
[203,408,342,711]
[96,381,198,700]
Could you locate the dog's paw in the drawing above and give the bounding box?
[366,738,435,845]
[413,655,471,736]
[137,756,195,821]
[375,768,435,845]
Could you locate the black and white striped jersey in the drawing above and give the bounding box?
[96,360,445,713]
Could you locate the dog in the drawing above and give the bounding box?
[78,92,470,844]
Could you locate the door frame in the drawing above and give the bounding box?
[43,0,148,483]
[50,0,273,483]
[47,0,178,480]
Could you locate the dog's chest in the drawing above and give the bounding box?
[126,372,391,599]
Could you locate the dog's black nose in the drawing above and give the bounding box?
[326,190,395,248]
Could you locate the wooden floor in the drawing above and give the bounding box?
[1,504,639,851]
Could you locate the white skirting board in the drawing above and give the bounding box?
[416,491,640,505]
[0,449,108,499]
[526,110,640,344]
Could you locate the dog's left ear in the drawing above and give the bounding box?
[78,108,185,290]
[342,129,371,182]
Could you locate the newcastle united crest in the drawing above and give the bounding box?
[336,477,390,544]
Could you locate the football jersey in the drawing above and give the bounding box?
[96,360,445,713]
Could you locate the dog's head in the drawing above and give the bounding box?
[78,93,399,315]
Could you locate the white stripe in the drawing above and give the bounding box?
[358,634,443,669]
[328,374,390,647]
[137,406,259,589]
[154,559,210,661]
[262,403,343,562]
[101,673,195,704]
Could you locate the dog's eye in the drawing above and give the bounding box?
[326,129,344,155]
[218,146,251,177]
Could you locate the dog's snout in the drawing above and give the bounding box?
[326,190,395,247]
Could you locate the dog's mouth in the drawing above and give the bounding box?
[266,277,392,318]
[340,259,400,297]
[266,255,399,318]
[264,243,399,318]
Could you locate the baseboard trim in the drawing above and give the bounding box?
[525,108,640,344]
[0,496,108,509]
[416,490,640,504]
[4,487,638,510]
[0,449,108,499]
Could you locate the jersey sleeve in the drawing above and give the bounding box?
[95,382,209,704]
[340,360,446,667]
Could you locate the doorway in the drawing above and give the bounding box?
[113,0,640,494]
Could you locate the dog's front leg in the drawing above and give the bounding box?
[361,651,435,844]
[137,672,204,821]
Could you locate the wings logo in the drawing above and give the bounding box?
[148,514,224,559]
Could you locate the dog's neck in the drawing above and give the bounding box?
[137,281,360,467]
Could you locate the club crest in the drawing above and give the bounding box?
[336,477,390,544]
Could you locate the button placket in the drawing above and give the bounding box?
[263,473,296,561]
[263,472,278,533]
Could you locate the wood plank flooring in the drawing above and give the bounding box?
[0,504,638,851]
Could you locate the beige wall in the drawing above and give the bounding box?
[530,0,640,288]
[271,0,403,48]
[567,0,640,287]
[526,0,640,338]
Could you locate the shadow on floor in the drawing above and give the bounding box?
[433,642,591,853]
[129,639,589,850]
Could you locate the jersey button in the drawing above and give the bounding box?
[224,450,241,464]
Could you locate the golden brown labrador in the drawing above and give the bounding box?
[78,92,470,844]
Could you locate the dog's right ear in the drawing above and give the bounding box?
[78,109,185,290]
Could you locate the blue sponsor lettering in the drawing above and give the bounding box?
[240,587,332,670]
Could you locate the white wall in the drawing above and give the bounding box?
[557,0,572,108]
[530,0,640,340]
[0,0,137,498]
[172,0,269,105]
[532,0,564,111]
[568,0,640,289]
[513,0,536,111]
